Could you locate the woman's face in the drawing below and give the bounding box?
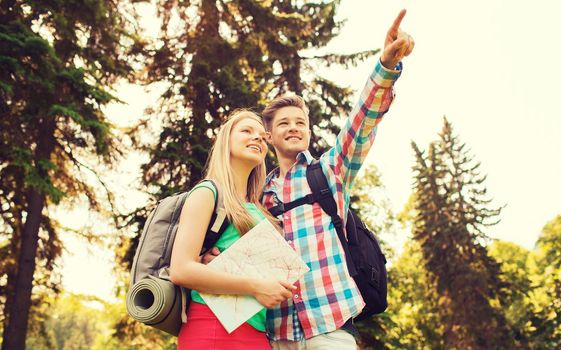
[229,117,268,167]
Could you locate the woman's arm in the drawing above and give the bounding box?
[169,187,294,308]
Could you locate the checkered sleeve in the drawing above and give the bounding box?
[324,60,401,193]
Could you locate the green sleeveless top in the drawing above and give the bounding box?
[189,181,267,332]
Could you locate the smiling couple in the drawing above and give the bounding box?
[168,9,414,350]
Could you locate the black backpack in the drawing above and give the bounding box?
[268,160,387,321]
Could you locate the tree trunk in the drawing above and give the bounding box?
[1,245,19,337]
[1,117,55,350]
[1,191,45,350]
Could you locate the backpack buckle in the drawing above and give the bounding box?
[370,266,379,288]
[332,216,344,230]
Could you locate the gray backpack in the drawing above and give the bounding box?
[126,180,229,336]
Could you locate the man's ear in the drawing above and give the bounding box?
[265,131,273,144]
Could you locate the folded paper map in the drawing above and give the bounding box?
[199,219,309,333]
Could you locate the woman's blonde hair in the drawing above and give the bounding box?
[205,110,279,235]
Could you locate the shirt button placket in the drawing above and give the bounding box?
[283,213,290,242]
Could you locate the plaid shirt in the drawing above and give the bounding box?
[263,60,401,341]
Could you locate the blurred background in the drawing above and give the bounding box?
[1,0,560,349]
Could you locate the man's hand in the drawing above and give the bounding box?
[199,247,220,264]
[381,9,415,70]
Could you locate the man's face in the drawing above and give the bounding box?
[267,106,311,160]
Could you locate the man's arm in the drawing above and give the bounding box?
[324,9,414,190]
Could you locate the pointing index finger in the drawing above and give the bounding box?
[389,9,407,33]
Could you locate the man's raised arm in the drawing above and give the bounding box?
[325,9,415,189]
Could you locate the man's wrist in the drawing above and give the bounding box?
[372,60,402,88]
[380,59,402,72]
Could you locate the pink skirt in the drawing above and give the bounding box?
[177,302,271,350]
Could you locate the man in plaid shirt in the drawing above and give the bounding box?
[260,9,414,350]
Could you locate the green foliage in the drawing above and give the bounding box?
[488,241,534,339]
[24,292,174,350]
[26,294,100,350]
[537,215,561,268]
[485,219,561,349]
[382,241,444,350]
[529,215,561,348]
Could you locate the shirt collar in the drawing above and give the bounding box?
[264,150,314,192]
[298,150,314,165]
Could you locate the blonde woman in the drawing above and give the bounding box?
[169,110,294,350]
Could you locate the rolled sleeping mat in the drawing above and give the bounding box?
[126,275,183,336]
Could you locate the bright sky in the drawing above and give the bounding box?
[61,0,561,301]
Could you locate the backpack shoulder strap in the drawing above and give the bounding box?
[306,160,340,224]
[198,179,229,252]
[306,159,357,276]
[179,180,228,324]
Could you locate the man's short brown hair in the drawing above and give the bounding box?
[262,95,308,131]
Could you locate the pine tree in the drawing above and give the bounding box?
[0,1,142,348]
[411,118,516,349]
